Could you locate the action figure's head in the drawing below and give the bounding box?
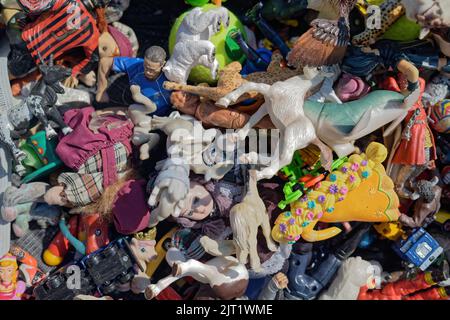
[144,46,167,81]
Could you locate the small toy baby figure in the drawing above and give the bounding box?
[0,253,26,300]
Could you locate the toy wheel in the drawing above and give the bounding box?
[86,255,101,268]
[48,275,63,289]
[118,272,134,284]
[102,282,116,295]
[443,220,450,233]
[103,245,118,257]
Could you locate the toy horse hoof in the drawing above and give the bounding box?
[62,127,73,135]
[216,97,231,107]
[171,262,183,277]
[15,164,27,177]
[15,151,27,162]
[144,285,158,300]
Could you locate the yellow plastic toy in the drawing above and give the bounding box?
[145,227,178,278]
[272,142,400,244]
[373,221,406,241]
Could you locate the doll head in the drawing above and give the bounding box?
[178,182,214,221]
[144,46,167,81]
[0,254,19,285]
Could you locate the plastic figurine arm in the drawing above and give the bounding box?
[130,85,157,114]
[96,57,114,103]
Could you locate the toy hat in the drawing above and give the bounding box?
[335,73,371,102]
[112,179,151,235]
[108,25,133,58]
[19,131,63,184]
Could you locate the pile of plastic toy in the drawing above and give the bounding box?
[0,0,449,301]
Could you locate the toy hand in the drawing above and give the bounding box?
[273,272,289,289]
[148,177,188,216]
[63,76,79,89]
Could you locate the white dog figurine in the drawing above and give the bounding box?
[163,7,230,84]
[216,66,337,181]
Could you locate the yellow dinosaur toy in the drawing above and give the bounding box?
[272,142,400,244]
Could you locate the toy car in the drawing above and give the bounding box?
[393,228,444,271]
[81,238,137,295]
[33,264,95,300]
[33,238,139,299]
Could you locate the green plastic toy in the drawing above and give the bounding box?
[277,152,348,210]
[168,3,247,84]
[18,130,63,183]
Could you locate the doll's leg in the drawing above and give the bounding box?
[1,202,33,222]
[394,165,417,199]
[4,183,50,206]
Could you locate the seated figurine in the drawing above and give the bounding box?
[96,46,172,117]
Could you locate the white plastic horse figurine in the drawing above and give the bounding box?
[163,7,229,84]
[216,66,338,181]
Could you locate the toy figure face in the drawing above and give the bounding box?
[0,266,15,283]
[144,58,164,81]
[179,182,214,221]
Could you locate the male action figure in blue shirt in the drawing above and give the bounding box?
[96,46,172,116]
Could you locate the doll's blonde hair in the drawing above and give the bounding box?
[272,142,390,243]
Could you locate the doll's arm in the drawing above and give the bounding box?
[96,57,114,103]
[130,85,157,114]
[396,59,420,92]
[258,272,289,300]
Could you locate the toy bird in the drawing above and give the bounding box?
[287,0,358,67]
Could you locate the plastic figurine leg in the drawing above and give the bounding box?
[261,212,278,252]
[381,273,433,297]
[246,2,291,58]
[200,236,236,257]
[404,287,448,300]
